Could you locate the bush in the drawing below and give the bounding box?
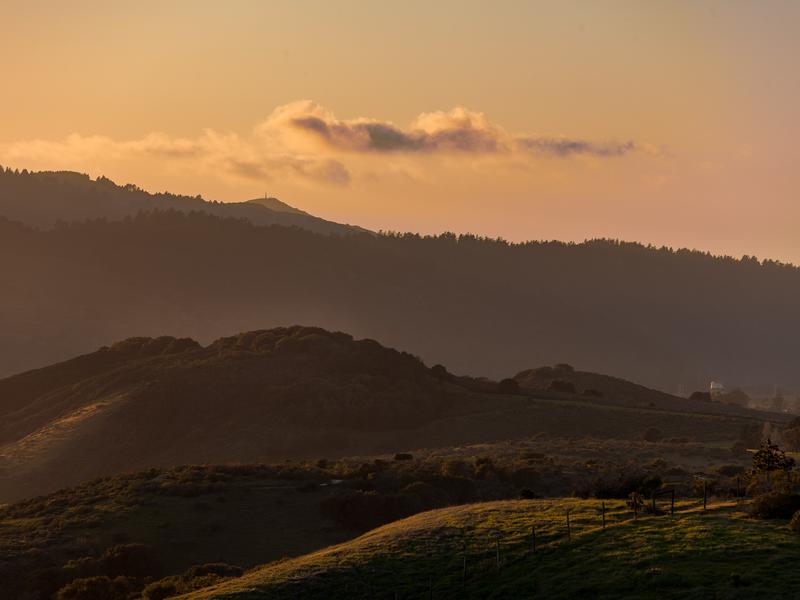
[751,439,796,473]
[57,576,135,600]
[750,492,800,519]
[583,388,603,397]
[141,580,178,600]
[394,453,413,461]
[790,510,800,533]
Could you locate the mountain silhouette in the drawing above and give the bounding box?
[0,167,366,235]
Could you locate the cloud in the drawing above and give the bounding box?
[0,101,641,190]
[258,100,636,158]
[0,127,350,187]
[516,137,635,157]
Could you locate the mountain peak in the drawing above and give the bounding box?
[245,196,309,216]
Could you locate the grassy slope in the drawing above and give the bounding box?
[187,499,800,599]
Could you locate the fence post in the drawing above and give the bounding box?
[633,498,638,520]
[670,489,675,517]
[601,501,606,529]
[495,537,501,570]
[531,525,537,552]
[462,532,467,588]
[652,493,657,515]
[736,476,741,499]
[566,509,571,541]
[703,480,707,512]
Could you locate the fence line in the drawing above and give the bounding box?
[319,491,734,599]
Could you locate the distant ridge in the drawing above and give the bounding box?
[246,196,310,215]
[0,168,369,235]
[0,326,786,502]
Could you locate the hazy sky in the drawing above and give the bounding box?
[1,1,798,262]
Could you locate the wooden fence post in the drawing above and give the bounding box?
[531,525,537,552]
[601,501,606,529]
[633,499,638,520]
[652,494,657,515]
[670,489,675,517]
[703,480,707,512]
[495,538,501,570]
[736,476,741,499]
[462,532,467,588]
[566,509,571,541]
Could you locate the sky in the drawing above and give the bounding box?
[1,0,798,262]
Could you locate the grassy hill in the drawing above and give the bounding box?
[0,327,788,502]
[0,434,772,600]
[186,499,800,599]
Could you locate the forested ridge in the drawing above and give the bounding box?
[1,205,797,392]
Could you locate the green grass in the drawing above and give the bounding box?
[186,499,800,599]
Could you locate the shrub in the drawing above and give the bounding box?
[394,453,413,461]
[57,576,135,600]
[751,439,796,473]
[790,511,800,533]
[554,363,575,372]
[583,388,603,397]
[750,492,800,519]
[430,364,449,381]
[141,580,178,600]
[441,459,473,479]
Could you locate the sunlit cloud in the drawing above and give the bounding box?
[0,100,641,189]
[259,101,637,158]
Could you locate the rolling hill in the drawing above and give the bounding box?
[0,326,788,503]
[186,499,800,599]
[0,435,770,600]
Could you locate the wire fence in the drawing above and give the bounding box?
[278,486,744,599]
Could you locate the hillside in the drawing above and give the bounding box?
[0,168,366,235]
[0,326,788,502]
[187,499,800,599]
[0,204,798,392]
[0,436,766,599]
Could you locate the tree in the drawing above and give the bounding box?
[751,439,796,473]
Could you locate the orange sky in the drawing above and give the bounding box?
[1,1,798,262]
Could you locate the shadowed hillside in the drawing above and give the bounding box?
[0,326,788,502]
[0,168,366,235]
[0,204,798,393]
